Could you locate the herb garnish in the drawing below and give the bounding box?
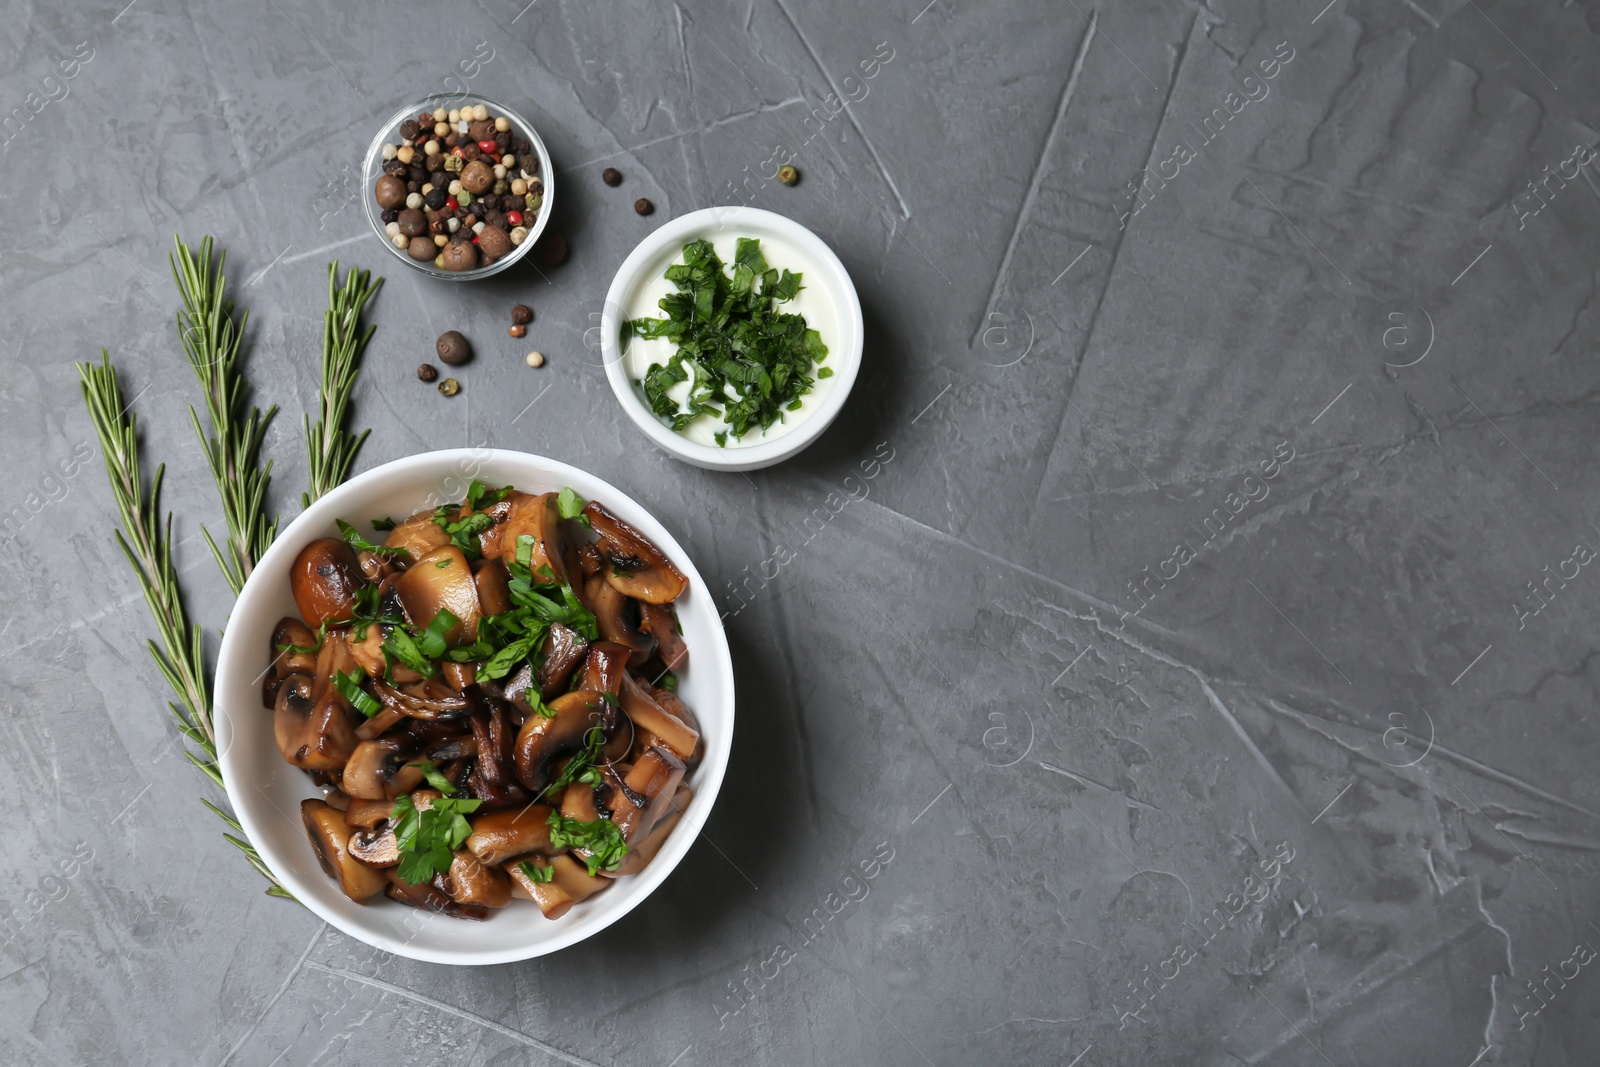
[465,479,511,511]
[557,486,590,526]
[433,507,496,559]
[333,669,384,719]
[370,516,396,531]
[391,761,482,885]
[519,859,554,883]
[629,237,827,442]
[336,518,408,558]
[546,810,628,876]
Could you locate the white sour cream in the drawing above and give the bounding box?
[621,230,841,448]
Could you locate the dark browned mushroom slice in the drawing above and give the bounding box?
[583,574,655,665]
[506,858,575,919]
[370,677,471,721]
[608,784,691,876]
[271,618,319,678]
[559,782,602,823]
[291,538,367,629]
[618,672,699,761]
[578,641,633,697]
[302,799,388,901]
[355,549,396,583]
[440,660,477,690]
[342,736,427,800]
[275,674,362,773]
[346,622,388,678]
[382,509,452,563]
[473,558,513,616]
[310,629,361,705]
[638,602,688,673]
[465,803,556,866]
[347,825,401,867]
[354,705,406,741]
[512,690,611,793]
[607,744,686,844]
[384,871,489,920]
[394,545,481,642]
[442,850,513,908]
[583,501,688,604]
[537,624,589,699]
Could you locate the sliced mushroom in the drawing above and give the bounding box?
[538,625,589,698]
[607,744,686,845]
[578,641,633,697]
[464,803,555,866]
[384,871,489,920]
[271,618,319,678]
[383,509,452,563]
[371,676,471,721]
[512,690,610,793]
[473,558,513,616]
[395,545,481,642]
[442,850,513,908]
[506,857,575,918]
[638,602,688,673]
[440,660,477,690]
[342,736,426,800]
[310,629,360,704]
[275,674,361,772]
[618,672,699,761]
[583,574,655,665]
[583,501,688,604]
[291,538,367,629]
[344,797,396,829]
[302,799,388,901]
[355,705,406,741]
[354,548,394,582]
[547,853,613,904]
[483,492,580,583]
[559,782,602,824]
[608,784,691,877]
[347,825,401,868]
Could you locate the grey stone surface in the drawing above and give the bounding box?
[2,0,1598,1063]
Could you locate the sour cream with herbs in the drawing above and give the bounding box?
[622,231,840,448]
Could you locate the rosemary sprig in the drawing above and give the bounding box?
[171,235,278,596]
[305,262,383,506]
[78,353,291,899]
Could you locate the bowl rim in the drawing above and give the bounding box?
[361,95,554,281]
[600,206,863,470]
[214,448,734,964]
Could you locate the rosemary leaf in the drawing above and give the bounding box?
[170,235,279,596]
[78,353,290,900]
[305,262,383,506]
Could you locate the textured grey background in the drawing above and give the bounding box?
[3,0,1598,1063]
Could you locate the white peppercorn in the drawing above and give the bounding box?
[405,192,423,209]
[386,221,401,237]
[525,351,544,367]
[392,234,408,249]
[472,104,488,121]
[433,107,448,121]
[510,226,529,245]
[424,140,440,156]
[494,116,509,132]
[382,143,397,161]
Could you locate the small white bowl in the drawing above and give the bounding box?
[214,449,734,965]
[601,207,863,470]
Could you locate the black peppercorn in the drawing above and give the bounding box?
[417,363,438,382]
[399,119,419,139]
[406,180,420,193]
[425,154,445,173]
[634,198,654,215]
[380,206,400,224]
[436,330,471,365]
[425,187,448,210]
[409,165,427,184]
[602,167,621,186]
[385,160,408,178]
[511,304,533,325]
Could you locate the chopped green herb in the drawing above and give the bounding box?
[333,669,383,719]
[557,486,589,524]
[714,431,727,448]
[657,671,678,693]
[391,769,482,885]
[541,724,606,800]
[382,626,435,679]
[515,533,535,568]
[370,516,397,531]
[477,632,542,682]
[546,810,628,876]
[335,518,408,558]
[435,557,452,568]
[415,609,460,660]
[465,480,511,511]
[817,367,834,379]
[519,859,554,884]
[628,237,826,441]
[432,507,496,559]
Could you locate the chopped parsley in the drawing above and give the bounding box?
[382,626,435,679]
[519,859,554,884]
[391,761,483,885]
[557,487,590,526]
[541,724,606,800]
[432,507,497,559]
[335,519,408,558]
[333,669,384,719]
[629,237,827,441]
[546,810,628,876]
[370,516,397,531]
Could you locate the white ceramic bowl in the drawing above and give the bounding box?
[600,206,863,470]
[214,449,734,965]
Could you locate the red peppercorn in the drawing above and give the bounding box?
[446,197,459,213]
[506,210,523,226]
[478,140,498,154]
[451,146,466,159]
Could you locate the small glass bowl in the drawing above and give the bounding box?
[361,95,554,281]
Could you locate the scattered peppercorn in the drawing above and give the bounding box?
[511,304,533,325]
[417,363,439,382]
[509,323,526,338]
[436,331,472,365]
[438,377,460,396]
[777,165,799,186]
[602,167,622,186]
[634,198,654,215]
[526,351,545,368]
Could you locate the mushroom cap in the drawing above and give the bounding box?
[583,501,689,604]
[513,690,611,793]
[302,799,388,902]
[274,674,361,772]
[290,538,365,629]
